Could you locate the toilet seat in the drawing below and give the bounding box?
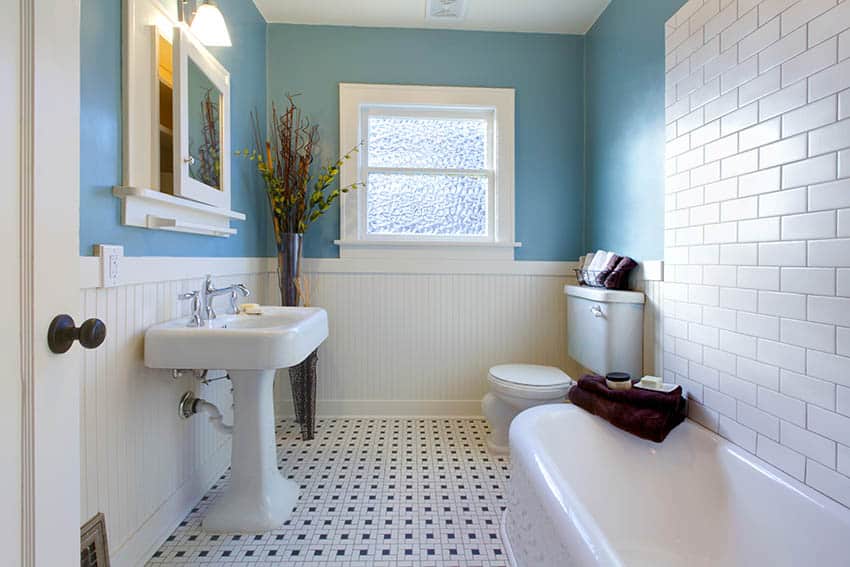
[487,364,572,400]
[487,364,572,395]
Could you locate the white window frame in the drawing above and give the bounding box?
[337,83,518,260]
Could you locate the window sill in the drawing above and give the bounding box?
[334,239,521,260]
[113,186,245,238]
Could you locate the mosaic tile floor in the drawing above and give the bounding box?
[148,417,511,566]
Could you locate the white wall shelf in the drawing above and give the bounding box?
[113,186,244,237]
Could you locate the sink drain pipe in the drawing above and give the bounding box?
[179,391,233,435]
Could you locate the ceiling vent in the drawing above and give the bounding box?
[426,0,468,21]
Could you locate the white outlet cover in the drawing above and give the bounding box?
[426,0,467,20]
[95,244,124,288]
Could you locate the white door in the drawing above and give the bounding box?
[2,1,83,566]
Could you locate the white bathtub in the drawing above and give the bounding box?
[502,404,850,567]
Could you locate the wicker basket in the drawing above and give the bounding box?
[574,268,608,288]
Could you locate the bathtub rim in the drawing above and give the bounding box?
[502,403,850,566]
[500,508,519,567]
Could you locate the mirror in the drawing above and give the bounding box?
[186,58,222,191]
[172,25,230,209]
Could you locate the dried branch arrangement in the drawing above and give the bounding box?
[237,94,362,241]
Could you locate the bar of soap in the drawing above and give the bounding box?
[240,303,262,315]
[639,375,662,388]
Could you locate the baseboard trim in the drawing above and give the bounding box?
[275,399,483,417]
[110,440,231,567]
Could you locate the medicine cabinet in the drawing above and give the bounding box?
[114,0,244,238]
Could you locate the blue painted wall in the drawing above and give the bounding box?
[266,25,586,260]
[584,0,687,261]
[82,2,681,261]
[79,0,272,256]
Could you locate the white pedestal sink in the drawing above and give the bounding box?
[144,307,328,532]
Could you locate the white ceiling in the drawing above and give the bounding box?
[253,0,612,35]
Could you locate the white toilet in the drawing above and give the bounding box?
[482,284,645,454]
[482,364,571,453]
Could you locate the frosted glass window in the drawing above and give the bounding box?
[367,116,487,170]
[366,173,487,236]
[363,111,491,237]
[337,84,515,256]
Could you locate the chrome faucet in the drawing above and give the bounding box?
[178,275,250,326]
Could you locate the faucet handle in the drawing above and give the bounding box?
[227,283,250,314]
[178,290,202,327]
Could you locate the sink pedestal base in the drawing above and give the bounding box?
[203,369,298,533]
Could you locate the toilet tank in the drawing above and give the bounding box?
[565,285,645,378]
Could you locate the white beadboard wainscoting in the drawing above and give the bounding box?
[78,260,275,567]
[273,258,664,415]
[278,270,576,416]
[635,267,666,381]
[77,255,662,566]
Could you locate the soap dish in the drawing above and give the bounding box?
[634,381,678,393]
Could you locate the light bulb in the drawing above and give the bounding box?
[190,2,232,47]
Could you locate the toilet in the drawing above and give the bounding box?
[482,364,571,453]
[482,284,645,454]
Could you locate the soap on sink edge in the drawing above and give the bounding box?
[240,303,262,315]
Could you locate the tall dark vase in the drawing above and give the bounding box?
[277,232,303,307]
[277,233,317,441]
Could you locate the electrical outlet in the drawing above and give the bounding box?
[94,244,123,287]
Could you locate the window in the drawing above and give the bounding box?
[338,84,517,260]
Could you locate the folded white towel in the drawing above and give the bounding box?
[595,251,617,285]
[587,250,608,272]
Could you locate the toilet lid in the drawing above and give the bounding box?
[488,364,571,388]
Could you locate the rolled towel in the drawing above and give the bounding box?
[603,256,637,290]
[595,253,622,286]
[576,374,683,413]
[587,250,608,273]
[568,384,686,443]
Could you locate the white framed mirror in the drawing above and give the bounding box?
[116,0,244,238]
[172,25,230,209]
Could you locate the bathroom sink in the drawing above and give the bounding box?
[145,305,329,532]
[144,306,328,370]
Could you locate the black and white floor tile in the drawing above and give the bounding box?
[148,417,511,566]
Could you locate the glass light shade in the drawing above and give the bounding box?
[190,2,232,47]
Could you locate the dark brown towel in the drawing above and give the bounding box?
[603,256,637,289]
[568,376,687,443]
[577,375,683,413]
[595,254,622,287]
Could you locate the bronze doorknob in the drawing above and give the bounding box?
[47,314,106,354]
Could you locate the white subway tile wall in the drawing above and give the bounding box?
[665,0,850,508]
